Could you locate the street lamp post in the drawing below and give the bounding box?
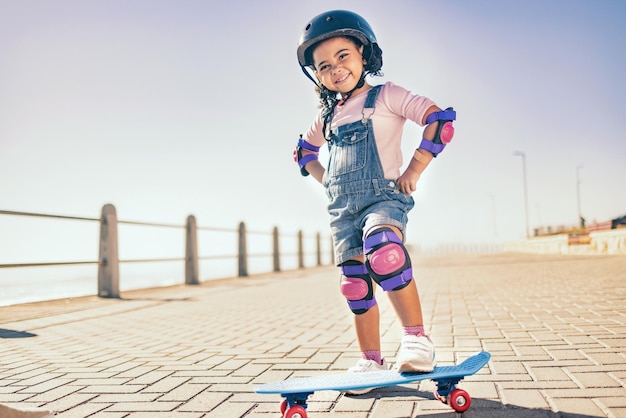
[513,151,529,238]
[489,194,497,238]
[577,165,584,228]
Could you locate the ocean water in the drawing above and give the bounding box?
[0,214,327,306]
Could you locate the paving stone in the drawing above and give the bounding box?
[568,371,623,388]
[201,399,255,417]
[158,382,207,402]
[25,382,84,402]
[42,393,98,413]
[80,384,146,394]
[549,397,607,416]
[104,401,182,412]
[141,376,189,394]
[125,413,204,417]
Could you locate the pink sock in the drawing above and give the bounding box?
[362,350,382,365]
[403,325,426,337]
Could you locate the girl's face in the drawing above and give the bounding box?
[312,37,366,95]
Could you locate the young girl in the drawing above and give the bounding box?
[294,10,456,392]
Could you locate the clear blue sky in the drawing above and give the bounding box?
[1,0,625,253]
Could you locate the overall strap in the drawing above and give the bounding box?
[362,85,382,122]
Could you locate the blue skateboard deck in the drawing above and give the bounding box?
[256,351,490,417]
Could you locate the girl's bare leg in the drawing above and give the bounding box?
[348,254,382,352]
[377,225,424,327]
[354,303,380,351]
[351,223,426,353]
[387,279,424,326]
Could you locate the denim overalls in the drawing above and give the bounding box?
[322,85,415,265]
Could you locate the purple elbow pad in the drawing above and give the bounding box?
[293,136,320,176]
[420,107,456,157]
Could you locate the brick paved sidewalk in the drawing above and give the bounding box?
[1,253,625,417]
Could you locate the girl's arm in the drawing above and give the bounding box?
[299,150,325,184]
[397,105,441,194]
[295,118,326,184]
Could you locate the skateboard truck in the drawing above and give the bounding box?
[433,378,472,413]
[280,393,310,418]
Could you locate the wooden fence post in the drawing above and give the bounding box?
[297,229,304,269]
[316,232,322,266]
[272,226,280,272]
[98,204,120,298]
[238,222,248,277]
[185,215,199,285]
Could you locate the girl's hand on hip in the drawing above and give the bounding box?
[397,170,420,195]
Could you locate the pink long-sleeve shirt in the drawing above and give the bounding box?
[303,81,435,179]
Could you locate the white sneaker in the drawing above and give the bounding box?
[395,335,436,373]
[345,358,388,395]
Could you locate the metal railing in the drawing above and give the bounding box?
[0,204,332,299]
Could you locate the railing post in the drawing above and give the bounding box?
[272,226,280,272]
[98,203,120,298]
[238,221,248,277]
[185,215,199,285]
[297,229,304,269]
[316,232,322,266]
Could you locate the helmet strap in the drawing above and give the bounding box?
[301,66,319,86]
[338,71,366,106]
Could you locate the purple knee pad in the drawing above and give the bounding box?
[340,262,377,315]
[364,228,413,291]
